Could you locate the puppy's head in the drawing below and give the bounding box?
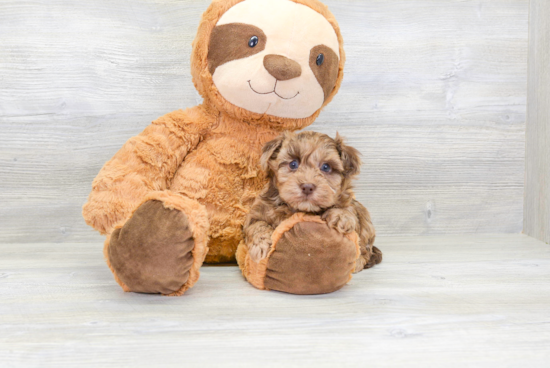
[261,131,361,212]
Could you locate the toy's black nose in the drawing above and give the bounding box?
[300,183,316,195]
[264,54,302,81]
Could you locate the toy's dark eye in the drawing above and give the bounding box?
[321,163,331,173]
[289,160,300,170]
[248,36,259,48]
[316,53,325,66]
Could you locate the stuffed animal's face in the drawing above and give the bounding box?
[207,0,340,119]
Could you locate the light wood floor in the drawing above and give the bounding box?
[1,235,549,367]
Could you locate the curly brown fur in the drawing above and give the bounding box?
[243,131,381,271]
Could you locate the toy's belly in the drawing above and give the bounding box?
[169,136,266,263]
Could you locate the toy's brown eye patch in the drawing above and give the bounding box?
[208,23,267,75]
[309,45,339,101]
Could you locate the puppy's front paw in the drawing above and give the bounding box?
[322,208,357,235]
[248,233,273,263]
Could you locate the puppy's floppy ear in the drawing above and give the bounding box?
[260,134,285,173]
[335,132,361,177]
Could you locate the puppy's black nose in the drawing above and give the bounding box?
[300,184,316,195]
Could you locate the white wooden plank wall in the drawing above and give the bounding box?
[525,0,550,244]
[0,0,528,243]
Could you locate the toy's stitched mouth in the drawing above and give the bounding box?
[248,80,300,100]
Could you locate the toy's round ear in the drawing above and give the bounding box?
[260,134,286,173]
[335,133,361,177]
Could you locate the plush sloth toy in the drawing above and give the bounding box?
[83,0,365,296]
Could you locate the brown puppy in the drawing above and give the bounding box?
[243,131,382,272]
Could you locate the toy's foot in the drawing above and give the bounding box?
[238,214,382,295]
[108,200,195,295]
[237,214,360,295]
[263,221,358,294]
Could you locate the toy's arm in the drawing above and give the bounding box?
[83,106,216,235]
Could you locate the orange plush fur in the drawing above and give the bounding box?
[83,0,346,274]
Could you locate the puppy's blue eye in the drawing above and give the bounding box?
[248,36,259,48]
[289,160,299,170]
[321,163,331,173]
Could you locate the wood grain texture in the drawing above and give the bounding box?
[0,235,549,367]
[0,0,527,242]
[524,0,550,244]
